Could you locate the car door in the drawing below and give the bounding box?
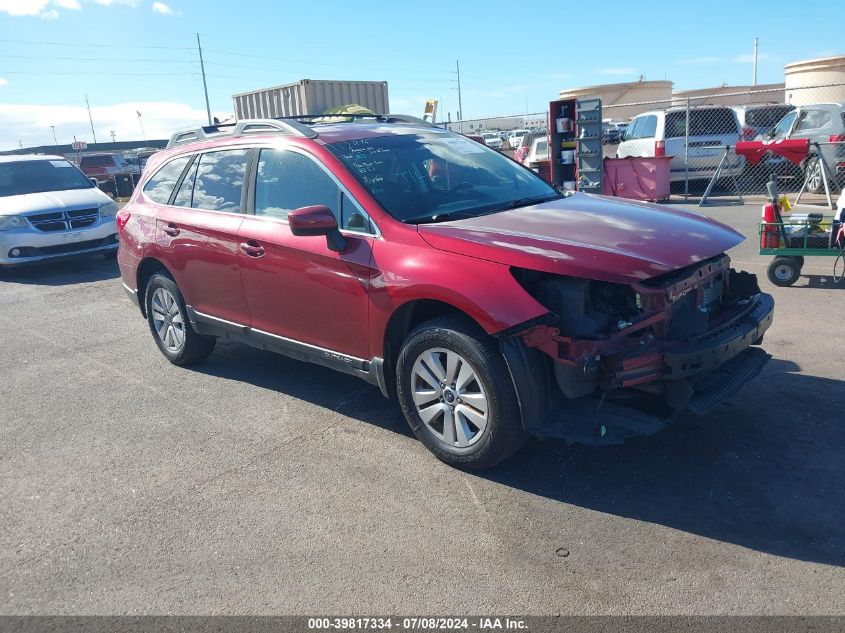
[154,148,252,324]
[237,146,376,360]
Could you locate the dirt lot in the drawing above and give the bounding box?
[0,199,843,614]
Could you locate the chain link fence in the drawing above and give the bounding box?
[445,82,845,209]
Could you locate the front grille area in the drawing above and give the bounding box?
[28,207,99,232]
[6,233,119,259]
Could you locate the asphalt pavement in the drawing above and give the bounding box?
[0,199,843,614]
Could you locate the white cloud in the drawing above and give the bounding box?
[0,78,8,87]
[733,52,777,63]
[0,0,49,16]
[90,0,140,5]
[0,0,132,18]
[152,1,174,14]
[678,56,719,65]
[1,101,230,151]
[599,67,637,76]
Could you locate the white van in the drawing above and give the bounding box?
[616,106,744,182]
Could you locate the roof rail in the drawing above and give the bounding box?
[283,113,436,126]
[165,113,436,149]
[166,118,318,148]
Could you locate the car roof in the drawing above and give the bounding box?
[0,153,66,163]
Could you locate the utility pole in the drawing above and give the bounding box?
[110,130,116,143]
[85,94,97,144]
[455,60,463,133]
[50,125,58,149]
[752,36,759,86]
[197,33,212,125]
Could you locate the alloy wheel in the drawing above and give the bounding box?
[411,347,489,448]
[151,287,186,353]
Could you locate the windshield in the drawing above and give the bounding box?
[326,130,560,223]
[0,159,94,197]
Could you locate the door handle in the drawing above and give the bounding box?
[162,222,180,237]
[239,240,265,258]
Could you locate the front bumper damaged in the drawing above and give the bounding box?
[499,292,775,446]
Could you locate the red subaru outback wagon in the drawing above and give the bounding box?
[117,115,774,469]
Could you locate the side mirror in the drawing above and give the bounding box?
[288,205,346,252]
[89,178,98,187]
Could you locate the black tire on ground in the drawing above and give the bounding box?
[803,155,824,194]
[144,272,216,365]
[767,256,801,287]
[794,256,805,270]
[395,314,526,469]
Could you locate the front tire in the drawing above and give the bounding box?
[145,273,215,365]
[803,156,824,194]
[396,314,526,469]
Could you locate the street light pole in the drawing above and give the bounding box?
[50,125,58,150]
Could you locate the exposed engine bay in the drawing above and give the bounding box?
[509,254,774,414]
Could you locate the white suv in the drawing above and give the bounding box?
[0,154,119,269]
[617,106,744,182]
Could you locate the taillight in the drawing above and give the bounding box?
[742,127,755,140]
[116,209,131,232]
[654,140,665,157]
[829,134,845,143]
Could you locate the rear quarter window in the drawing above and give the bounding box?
[665,109,739,138]
[142,155,192,204]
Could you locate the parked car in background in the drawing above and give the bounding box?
[761,102,845,193]
[480,132,503,150]
[117,116,773,469]
[77,152,135,185]
[514,131,546,164]
[0,154,119,268]
[524,136,550,168]
[602,121,621,144]
[508,129,530,149]
[733,104,795,141]
[617,106,744,182]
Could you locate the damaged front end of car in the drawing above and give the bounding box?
[500,254,774,445]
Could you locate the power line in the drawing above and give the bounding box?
[0,70,198,76]
[0,38,193,50]
[1,53,199,63]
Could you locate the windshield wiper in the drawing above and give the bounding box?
[495,193,563,211]
[403,211,470,225]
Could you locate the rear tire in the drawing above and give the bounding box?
[145,273,215,365]
[396,314,526,469]
[767,256,801,287]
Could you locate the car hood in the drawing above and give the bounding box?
[417,193,744,283]
[0,188,111,215]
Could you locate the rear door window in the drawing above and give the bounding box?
[142,155,192,204]
[191,149,250,213]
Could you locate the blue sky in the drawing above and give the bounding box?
[0,0,842,150]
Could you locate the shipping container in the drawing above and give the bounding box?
[232,79,390,119]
